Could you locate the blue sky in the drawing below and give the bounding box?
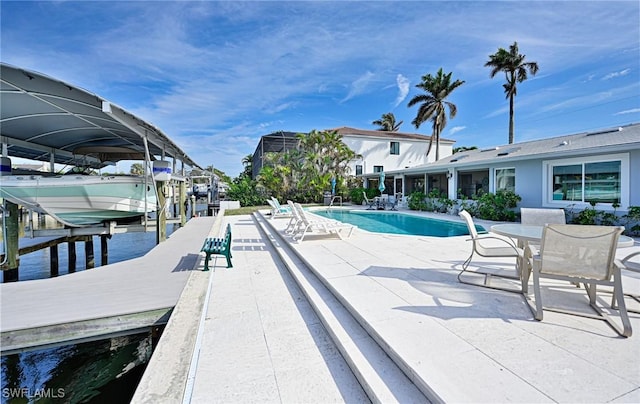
[2,1,639,177]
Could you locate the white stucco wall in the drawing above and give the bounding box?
[342,135,453,175]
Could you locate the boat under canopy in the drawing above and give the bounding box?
[0,174,157,227]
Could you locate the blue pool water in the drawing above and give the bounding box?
[312,209,485,237]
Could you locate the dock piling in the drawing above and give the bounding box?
[50,245,59,277]
[2,200,20,282]
[85,237,95,269]
[68,241,76,273]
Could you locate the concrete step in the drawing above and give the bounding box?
[255,213,428,403]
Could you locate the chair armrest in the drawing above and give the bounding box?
[526,244,540,257]
[477,234,519,249]
[620,251,640,273]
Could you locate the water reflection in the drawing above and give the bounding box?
[1,330,162,404]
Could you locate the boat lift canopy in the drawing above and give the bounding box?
[0,63,202,171]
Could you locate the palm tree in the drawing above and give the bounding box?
[372,112,403,131]
[485,41,539,144]
[240,154,253,178]
[407,68,465,161]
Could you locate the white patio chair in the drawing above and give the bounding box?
[612,250,640,314]
[526,224,631,337]
[520,208,566,226]
[362,191,376,210]
[458,210,524,293]
[292,203,356,242]
[520,208,567,291]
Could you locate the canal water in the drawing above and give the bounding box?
[0,208,201,403]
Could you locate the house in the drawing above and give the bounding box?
[371,123,640,213]
[251,128,455,187]
[333,127,454,179]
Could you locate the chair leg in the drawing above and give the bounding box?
[531,270,632,337]
[532,269,544,321]
[461,250,473,271]
[605,270,632,337]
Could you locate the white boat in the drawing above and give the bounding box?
[0,174,158,227]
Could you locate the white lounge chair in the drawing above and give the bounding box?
[284,200,304,234]
[458,210,524,293]
[525,224,631,337]
[266,197,292,219]
[291,203,356,242]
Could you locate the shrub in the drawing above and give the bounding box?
[349,187,367,205]
[622,206,640,236]
[408,191,428,211]
[474,190,521,221]
[426,188,454,213]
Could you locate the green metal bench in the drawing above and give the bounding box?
[201,224,232,270]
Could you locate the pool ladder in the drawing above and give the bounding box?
[327,196,342,211]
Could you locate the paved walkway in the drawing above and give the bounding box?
[189,215,369,403]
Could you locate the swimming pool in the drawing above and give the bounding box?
[311,209,485,237]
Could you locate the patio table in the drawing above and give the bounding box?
[491,223,635,248]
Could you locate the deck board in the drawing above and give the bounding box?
[1,216,219,352]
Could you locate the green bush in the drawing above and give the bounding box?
[623,206,640,236]
[474,190,521,221]
[226,176,265,207]
[426,189,455,213]
[408,191,428,211]
[564,203,640,236]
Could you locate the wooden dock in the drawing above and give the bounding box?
[0,215,221,354]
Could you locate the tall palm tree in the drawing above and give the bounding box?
[372,112,403,131]
[407,67,465,161]
[485,41,539,144]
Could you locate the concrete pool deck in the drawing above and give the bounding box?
[137,208,640,403]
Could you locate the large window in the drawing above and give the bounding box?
[390,141,400,155]
[495,168,515,192]
[355,165,363,175]
[544,154,628,207]
[373,165,384,173]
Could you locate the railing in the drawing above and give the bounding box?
[327,196,342,210]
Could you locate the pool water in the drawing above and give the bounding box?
[312,209,485,237]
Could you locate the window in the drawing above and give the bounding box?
[373,165,384,173]
[495,168,515,192]
[355,165,363,176]
[544,153,628,207]
[390,141,400,155]
[552,161,620,203]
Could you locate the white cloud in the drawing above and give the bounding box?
[615,108,640,115]
[341,71,375,103]
[603,69,631,80]
[448,126,466,135]
[394,74,410,107]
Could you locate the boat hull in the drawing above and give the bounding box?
[0,175,158,227]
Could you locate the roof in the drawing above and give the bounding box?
[0,63,201,170]
[395,123,640,175]
[253,131,301,154]
[331,126,455,143]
